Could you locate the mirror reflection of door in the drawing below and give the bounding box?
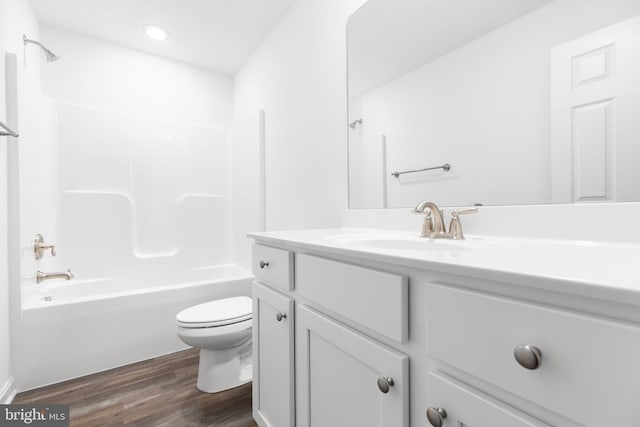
[551,14,640,203]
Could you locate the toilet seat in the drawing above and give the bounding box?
[176,296,252,328]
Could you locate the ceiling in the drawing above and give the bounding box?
[348,0,554,97]
[29,0,296,75]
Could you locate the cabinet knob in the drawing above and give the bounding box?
[259,260,269,269]
[514,344,542,370]
[426,407,447,427]
[276,312,287,322]
[376,376,394,393]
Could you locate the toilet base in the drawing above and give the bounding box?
[196,343,252,393]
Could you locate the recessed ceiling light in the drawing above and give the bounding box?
[144,25,170,41]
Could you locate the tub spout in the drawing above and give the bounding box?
[36,269,74,284]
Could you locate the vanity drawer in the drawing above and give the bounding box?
[296,254,408,342]
[426,371,549,427]
[426,283,640,427]
[252,244,294,291]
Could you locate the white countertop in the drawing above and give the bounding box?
[248,228,640,307]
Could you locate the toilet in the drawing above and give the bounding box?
[176,296,252,393]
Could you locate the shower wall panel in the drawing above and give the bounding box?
[56,102,230,279]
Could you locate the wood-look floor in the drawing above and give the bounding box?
[13,348,258,427]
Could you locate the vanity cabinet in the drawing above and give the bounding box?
[251,238,640,427]
[252,244,410,427]
[252,282,295,427]
[295,305,409,427]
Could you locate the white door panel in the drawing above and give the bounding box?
[551,14,640,203]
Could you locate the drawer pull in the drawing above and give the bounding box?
[276,312,287,322]
[426,407,447,427]
[376,376,394,393]
[514,344,542,370]
[259,260,270,269]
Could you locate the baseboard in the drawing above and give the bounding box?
[0,377,17,404]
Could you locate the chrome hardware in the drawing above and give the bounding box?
[33,234,56,260]
[426,407,447,427]
[514,344,542,370]
[391,163,451,178]
[414,202,446,238]
[376,376,394,393]
[452,208,478,216]
[413,202,478,240]
[23,34,60,62]
[413,207,434,236]
[276,312,287,322]
[36,269,74,284]
[448,208,478,240]
[0,120,19,137]
[349,118,363,129]
[259,260,269,269]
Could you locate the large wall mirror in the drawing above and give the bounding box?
[347,0,640,209]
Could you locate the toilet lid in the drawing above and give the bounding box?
[176,296,252,328]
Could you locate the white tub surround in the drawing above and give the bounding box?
[249,203,640,427]
[0,377,16,404]
[20,265,252,391]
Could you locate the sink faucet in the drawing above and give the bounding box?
[413,202,446,237]
[36,269,74,284]
[413,202,477,239]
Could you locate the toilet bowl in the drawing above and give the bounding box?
[176,296,252,393]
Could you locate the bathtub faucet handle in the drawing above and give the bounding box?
[34,234,56,259]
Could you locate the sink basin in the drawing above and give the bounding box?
[323,232,479,252]
[348,238,471,251]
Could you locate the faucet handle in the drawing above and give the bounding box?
[413,205,434,236]
[34,234,56,260]
[449,208,478,240]
[43,244,56,257]
[451,208,478,218]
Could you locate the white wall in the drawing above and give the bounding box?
[0,0,41,402]
[231,110,265,268]
[41,26,233,127]
[350,0,640,209]
[233,0,366,231]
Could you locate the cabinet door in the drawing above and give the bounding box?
[296,305,408,427]
[253,283,295,427]
[426,371,550,427]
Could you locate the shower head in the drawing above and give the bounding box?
[23,35,60,62]
[349,119,363,129]
[45,50,60,62]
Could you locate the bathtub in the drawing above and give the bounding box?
[19,264,253,391]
